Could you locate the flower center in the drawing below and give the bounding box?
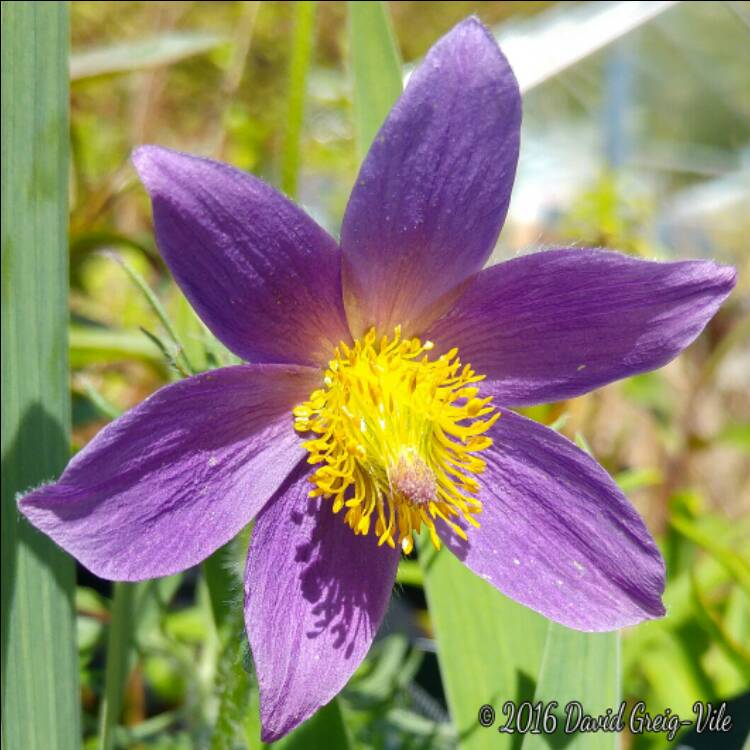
[293,327,499,554]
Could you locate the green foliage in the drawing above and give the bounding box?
[523,627,619,750]
[274,700,352,750]
[99,583,138,750]
[280,1,317,199]
[420,542,548,750]
[1,3,80,749]
[70,32,227,81]
[348,0,403,160]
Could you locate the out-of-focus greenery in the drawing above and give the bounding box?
[60,2,749,749]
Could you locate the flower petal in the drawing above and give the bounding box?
[132,146,350,366]
[340,18,521,337]
[440,409,665,631]
[426,248,736,406]
[245,462,399,741]
[19,365,318,580]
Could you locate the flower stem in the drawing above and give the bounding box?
[99,582,137,750]
[107,251,195,375]
[280,0,316,199]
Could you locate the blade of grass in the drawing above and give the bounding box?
[690,565,750,676]
[107,252,195,375]
[522,625,620,750]
[70,32,226,81]
[670,513,750,595]
[99,582,138,750]
[76,377,123,421]
[349,0,403,161]
[139,327,192,379]
[1,3,80,749]
[169,289,211,373]
[280,1,317,199]
[419,542,547,749]
[69,325,165,368]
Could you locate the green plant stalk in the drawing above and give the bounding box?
[140,326,192,379]
[689,567,750,675]
[671,514,750,595]
[69,325,165,367]
[77,377,123,421]
[395,559,423,587]
[1,3,80,749]
[108,252,195,375]
[203,540,239,633]
[99,582,137,750]
[280,1,317,199]
[210,609,253,750]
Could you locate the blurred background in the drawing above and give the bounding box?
[65,1,748,748]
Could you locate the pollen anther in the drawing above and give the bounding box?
[293,327,499,552]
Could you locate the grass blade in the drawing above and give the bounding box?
[280,1,317,199]
[69,325,165,369]
[99,583,137,750]
[419,543,547,749]
[348,0,402,160]
[70,32,226,81]
[1,3,80,749]
[522,626,620,750]
[107,252,195,375]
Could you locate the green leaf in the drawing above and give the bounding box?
[280,1,317,199]
[689,567,750,678]
[70,32,226,81]
[522,626,620,750]
[76,377,122,421]
[107,252,195,375]
[275,699,352,750]
[169,287,211,373]
[614,466,662,493]
[69,325,165,368]
[670,513,750,595]
[419,542,548,750]
[637,630,711,716]
[99,582,138,750]
[348,0,402,160]
[1,3,80,749]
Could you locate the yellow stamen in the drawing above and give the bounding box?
[293,327,499,552]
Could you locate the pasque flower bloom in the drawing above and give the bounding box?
[20,18,734,741]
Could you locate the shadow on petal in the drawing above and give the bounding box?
[245,464,400,739]
[293,502,375,658]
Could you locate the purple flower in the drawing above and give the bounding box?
[20,18,734,741]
